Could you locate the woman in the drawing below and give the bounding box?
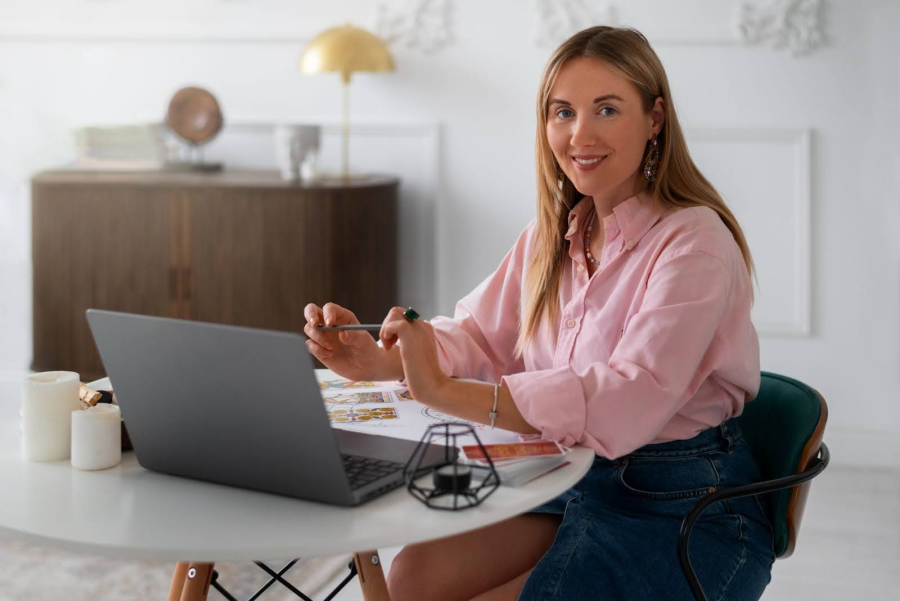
[304,26,774,601]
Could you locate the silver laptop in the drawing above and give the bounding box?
[86,309,451,506]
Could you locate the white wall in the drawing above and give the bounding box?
[1,0,897,467]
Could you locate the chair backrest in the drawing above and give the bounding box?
[736,372,828,558]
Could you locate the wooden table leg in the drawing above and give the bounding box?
[167,562,215,601]
[353,550,391,601]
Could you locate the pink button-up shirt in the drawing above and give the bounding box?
[429,193,760,459]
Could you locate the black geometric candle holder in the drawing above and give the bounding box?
[404,422,500,511]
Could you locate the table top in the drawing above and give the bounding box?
[0,385,593,562]
[32,169,399,190]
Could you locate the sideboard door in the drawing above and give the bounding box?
[185,184,398,335]
[32,183,172,379]
[185,188,331,333]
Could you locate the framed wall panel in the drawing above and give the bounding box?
[687,127,812,336]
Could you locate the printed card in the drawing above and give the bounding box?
[321,391,389,405]
[327,407,399,423]
[460,440,567,463]
[319,379,378,391]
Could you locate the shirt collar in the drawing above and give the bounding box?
[565,192,668,250]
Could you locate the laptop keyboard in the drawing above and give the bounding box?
[341,453,405,490]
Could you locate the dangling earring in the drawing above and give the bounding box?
[644,135,660,183]
[556,165,564,191]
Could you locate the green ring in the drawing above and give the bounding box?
[404,307,420,322]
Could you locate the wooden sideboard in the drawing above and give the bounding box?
[32,170,398,381]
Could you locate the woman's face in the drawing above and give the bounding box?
[546,57,664,204]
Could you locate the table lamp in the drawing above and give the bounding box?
[299,24,395,178]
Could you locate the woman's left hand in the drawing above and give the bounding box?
[380,307,450,403]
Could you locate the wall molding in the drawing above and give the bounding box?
[225,119,439,139]
[0,30,309,45]
[531,0,827,55]
[688,127,812,336]
[0,1,457,53]
[0,0,826,56]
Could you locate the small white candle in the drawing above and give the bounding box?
[71,404,122,471]
[20,371,82,462]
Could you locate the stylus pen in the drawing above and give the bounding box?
[316,324,383,331]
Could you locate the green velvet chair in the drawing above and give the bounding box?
[678,372,830,600]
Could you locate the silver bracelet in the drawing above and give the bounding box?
[489,383,499,430]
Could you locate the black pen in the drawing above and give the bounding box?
[316,324,383,331]
[315,309,422,331]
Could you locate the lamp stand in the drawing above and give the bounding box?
[342,76,350,178]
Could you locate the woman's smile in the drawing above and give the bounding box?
[571,154,608,171]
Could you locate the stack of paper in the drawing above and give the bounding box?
[460,440,571,487]
[70,124,166,171]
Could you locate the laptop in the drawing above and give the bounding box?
[86,309,453,506]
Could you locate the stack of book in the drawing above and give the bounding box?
[70,124,166,171]
[460,440,571,487]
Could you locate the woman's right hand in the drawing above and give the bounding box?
[303,302,399,382]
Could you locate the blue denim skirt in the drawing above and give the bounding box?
[520,419,775,601]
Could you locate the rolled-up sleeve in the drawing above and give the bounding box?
[503,249,731,458]
[426,223,533,383]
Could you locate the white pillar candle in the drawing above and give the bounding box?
[71,404,122,471]
[20,371,82,462]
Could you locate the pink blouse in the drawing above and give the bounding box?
[429,193,760,459]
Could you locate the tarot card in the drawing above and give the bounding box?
[319,379,377,391]
[327,407,399,423]
[322,391,389,405]
[460,440,568,464]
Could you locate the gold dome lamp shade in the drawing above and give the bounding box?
[299,24,395,178]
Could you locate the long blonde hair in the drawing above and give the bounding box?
[517,26,756,356]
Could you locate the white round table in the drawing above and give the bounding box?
[0,417,593,599]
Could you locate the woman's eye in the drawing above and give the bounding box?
[599,106,618,116]
[555,108,574,119]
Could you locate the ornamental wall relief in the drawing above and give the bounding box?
[0,0,828,57]
[371,0,827,57]
[736,0,825,56]
[375,0,453,54]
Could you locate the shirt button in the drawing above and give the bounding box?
[566,319,576,328]
[626,239,636,249]
[576,264,585,272]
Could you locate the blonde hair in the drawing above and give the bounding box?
[517,26,756,356]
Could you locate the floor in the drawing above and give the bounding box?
[1,465,897,600]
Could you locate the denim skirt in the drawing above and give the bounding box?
[519,419,775,601]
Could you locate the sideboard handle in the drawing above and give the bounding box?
[182,268,192,301]
[169,268,179,300]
